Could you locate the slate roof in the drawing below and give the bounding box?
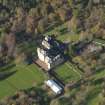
[39,36,62,59]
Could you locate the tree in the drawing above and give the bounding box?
[48,13,56,22]
[37,19,46,33]
[26,15,36,34]
[15,52,26,65]
[68,0,73,7]
[11,7,26,33]
[57,7,67,22]
[50,99,62,105]
[26,8,39,35]
[4,32,16,58]
[15,7,26,22]
[67,17,80,33]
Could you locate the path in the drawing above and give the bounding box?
[93,39,105,46]
[65,62,82,78]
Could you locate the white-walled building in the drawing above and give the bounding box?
[45,80,63,94]
[37,36,64,70]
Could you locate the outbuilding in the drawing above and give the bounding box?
[45,79,63,94]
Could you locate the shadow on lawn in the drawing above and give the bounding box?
[0,63,16,72]
[0,63,17,81]
[60,27,68,35]
[0,70,17,81]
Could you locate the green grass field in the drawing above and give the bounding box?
[55,62,81,84]
[0,64,46,99]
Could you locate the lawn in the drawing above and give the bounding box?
[44,21,80,42]
[86,85,102,105]
[92,69,105,81]
[57,33,79,42]
[55,62,81,84]
[0,64,46,99]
